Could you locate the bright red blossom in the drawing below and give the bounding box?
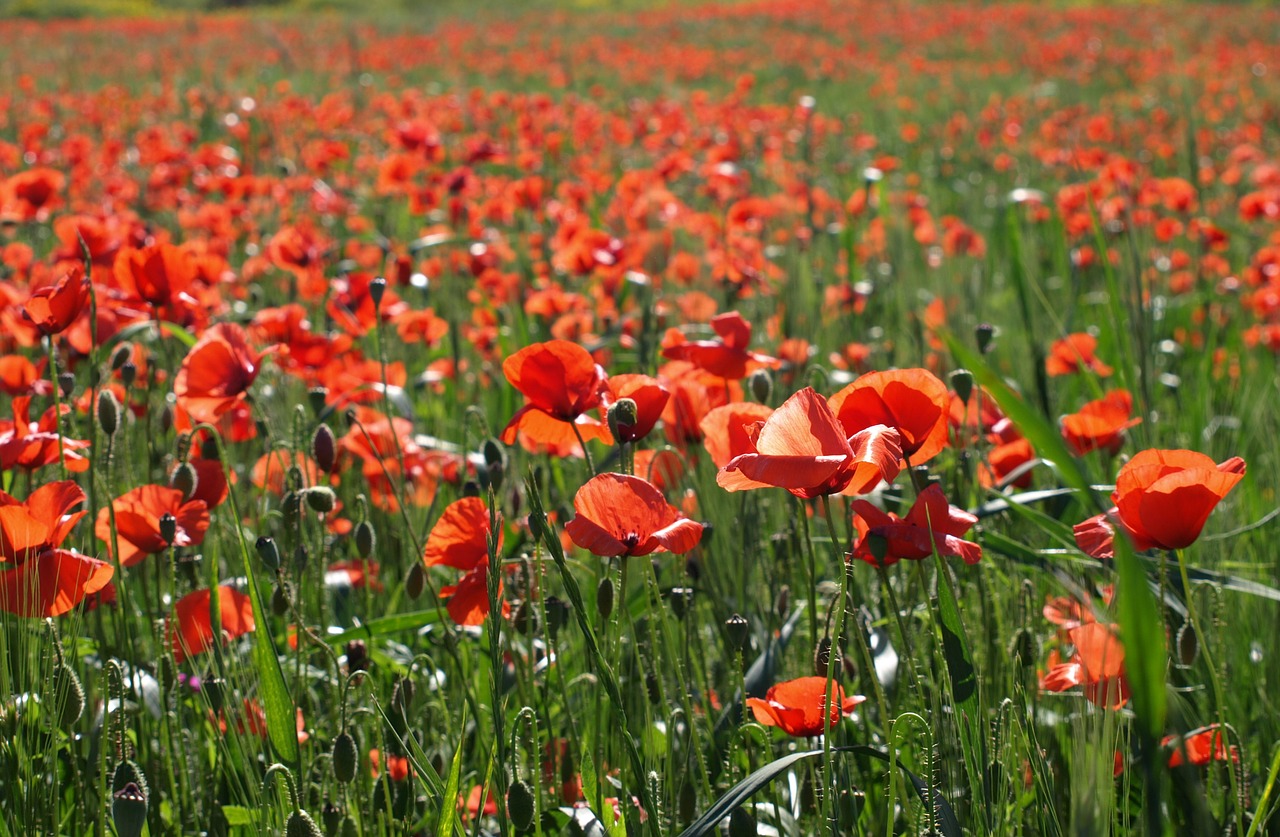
[565,473,703,557]
[850,484,982,566]
[746,677,865,737]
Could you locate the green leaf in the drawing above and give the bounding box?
[324,610,443,645]
[219,805,255,826]
[933,556,985,821]
[102,319,197,351]
[435,707,466,837]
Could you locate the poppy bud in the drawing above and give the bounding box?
[287,465,305,492]
[345,639,369,673]
[111,761,149,837]
[354,519,376,559]
[293,544,309,570]
[368,276,387,309]
[513,600,533,635]
[158,513,177,547]
[390,677,413,734]
[97,389,120,437]
[725,614,749,652]
[668,586,694,620]
[58,371,75,398]
[814,636,832,678]
[271,581,292,617]
[308,387,329,417]
[728,807,756,837]
[204,677,226,714]
[864,533,890,566]
[285,809,324,837]
[405,562,426,600]
[120,362,137,389]
[1009,628,1037,668]
[544,596,569,640]
[482,439,506,493]
[596,576,614,620]
[344,407,358,430]
[159,403,175,435]
[976,323,996,354]
[255,536,281,571]
[170,462,198,502]
[1176,621,1198,667]
[200,435,220,462]
[949,369,974,404]
[607,398,638,440]
[312,424,336,473]
[527,512,546,543]
[321,802,342,836]
[748,368,773,404]
[507,780,536,831]
[678,781,697,825]
[305,486,337,514]
[333,731,359,784]
[110,343,133,371]
[49,661,85,729]
[462,481,481,498]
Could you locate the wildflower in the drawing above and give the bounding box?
[849,484,982,566]
[829,368,950,466]
[169,586,255,663]
[1060,390,1141,457]
[23,266,91,336]
[565,473,703,557]
[746,676,865,736]
[1041,621,1128,709]
[500,340,611,450]
[1046,333,1113,377]
[174,323,268,425]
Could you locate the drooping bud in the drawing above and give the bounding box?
[405,563,426,601]
[58,371,75,398]
[606,397,638,441]
[305,486,337,514]
[255,536,281,572]
[285,809,324,837]
[271,581,293,617]
[596,576,614,620]
[110,343,133,371]
[170,462,198,502]
[312,424,336,473]
[49,661,85,729]
[506,780,536,831]
[354,519,376,559]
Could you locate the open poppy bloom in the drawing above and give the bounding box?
[113,242,196,310]
[174,322,268,425]
[602,374,669,443]
[565,473,703,557]
[0,355,51,398]
[169,585,255,663]
[658,360,741,446]
[1073,449,1245,558]
[717,387,902,499]
[1060,390,1141,456]
[95,485,210,567]
[0,481,113,617]
[660,311,778,380]
[1045,333,1113,377]
[849,484,982,566]
[1040,621,1129,709]
[423,497,505,626]
[699,402,775,468]
[369,748,412,782]
[0,398,91,473]
[746,676,865,737]
[500,340,612,450]
[23,266,91,336]
[829,368,950,466]
[1163,725,1239,768]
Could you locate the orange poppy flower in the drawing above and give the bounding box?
[0,355,51,397]
[745,676,865,737]
[565,473,703,557]
[658,360,741,446]
[1163,725,1238,768]
[716,388,902,499]
[1060,390,1141,456]
[500,340,612,448]
[423,497,505,626]
[660,311,778,380]
[113,242,195,310]
[95,485,210,568]
[849,484,982,566]
[1073,450,1245,557]
[23,266,91,337]
[0,398,91,473]
[829,368,950,466]
[698,402,775,468]
[603,374,669,443]
[1045,333,1113,377]
[0,481,113,617]
[174,322,268,425]
[169,585,255,663]
[981,437,1037,489]
[1040,621,1128,709]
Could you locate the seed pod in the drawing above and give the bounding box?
[668,587,693,620]
[57,371,75,398]
[949,369,974,404]
[256,536,281,572]
[170,462,199,501]
[354,519,376,559]
[596,576,614,620]
[748,368,773,404]
[271,582,293,617]
[482,438,507,493]
[49,661,85,729]
[368,276,387,308]
[308,387,329,417]
[405,562,426,601]
[507,780,536,831]
[305,486,337,514]
[312,424,336,473]
[158,513,177,547]
[97,389,120,436]
[111,761,149,837]
[321,802,342,836]
[725,614,749,653]
[544,596,569,640]
[389,677,413,735]
[462,481,481,498]
[1176,621,1199,667]
[345,640,369,674]
[204,677,227,714]
[1009,628,1037,668]
[285,809,324,837]
[332,731,359,784]
[976,323,996,354]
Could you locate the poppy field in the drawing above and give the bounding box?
[3,1,1280,834]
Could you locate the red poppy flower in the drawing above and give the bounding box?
[96,485,210,567]
[603,374,669,443]
[699,402,775,468]
[369,749,412,782]
[174,322,268,425]
[218,699,308,745]
[565,473,703,557]
[660,311,778,380]
[113,243,195,310]
[658,360,741,445]
[169,585,255,663]
[423,497,505,626]
[23,266,91,337]
[326,560,383,592]
[829,368,950,466]
[745,676,865,737]
[849,484,982,566]
[717,387,902,499]
[1,168,66,222]
[0,398,91,473]
[0,355,51,398]
[1163,725,1238,768]
[981,437,1036,489]
[0,481,113,617]
[1061,390,1141,456]
[1073,450,1245,558]
[1040,621,1128,709]
[1045,333,1113,377]
[500,340,612,449]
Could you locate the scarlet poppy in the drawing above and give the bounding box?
[174,322,268,425]
[602,374,669,443]
[981,437,1036,489]
[1164,725,1238,768]
[113,242,195,310]
[23,266,91,337]
[1040,621,1128,709]
[0,355,51,397]
[716,387,902,499]
[660,311,778,380]
[500,340,612,448]
[829,368,950,466]
[699,401,775,468]
[423,497,505,626]
[1045,333,1113,377]
[369,749,412,782]
[169,586,255,663]
[0,481,113,617]
[565,473,703,557]
[1073,450,1245,558]
[658,360,741,445]
[1060,390,1141,456]
[746,676,865,737]
[96,485,211,567]
[849,484,982,566]
[0,398,91,473]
